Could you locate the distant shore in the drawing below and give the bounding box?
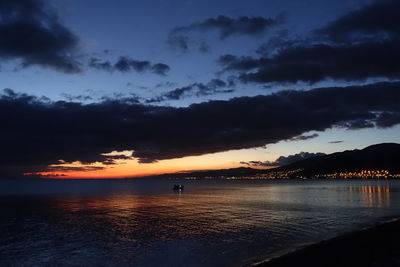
[256,218,400,267]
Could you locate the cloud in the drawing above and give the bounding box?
[60,93,93,102]
[375,112,400,128]
[89,56,170,76]
[219,40,400,84]
[168,15,281,52]
[0,0,81,73]
[151,63,170,76]
[114,57,150,72]
[0,0,170,77]
[290,133,319,141]
[1,81,400,177]
[147,79,234,102]
[241,152,326,167]
[172,15,281,39]
[46,165,106,172]
[329,140,344,144]
[316,0,400,42]
[88,58,113,71]
[0,1,169,76]
[218,0,400,84]
[167,34,190,52]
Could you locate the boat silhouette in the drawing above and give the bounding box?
[173,184,184,191]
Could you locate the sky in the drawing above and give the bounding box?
[1,0,400,178]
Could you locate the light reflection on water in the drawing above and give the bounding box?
[344,185,391,207]
[1,179,400,266]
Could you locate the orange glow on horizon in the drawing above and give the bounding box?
[26,149,264,179]
[23,145,287,179]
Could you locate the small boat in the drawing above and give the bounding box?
[173,184,184,191]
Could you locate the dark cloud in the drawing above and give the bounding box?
[342,118,375,129]
[61,91,142,104]
[114,57,150,72]
[376,112,400,128]
[46,166,106,172]
[290,133,319,141]
[329,140,344,144]
[89,57,170,76]
[0,1,169,75]
[317,0,400,42]
[241,152,326,167]
[88,58,113,71]
[240,161,265,167]
[60,93,93,102]
[100,154,134,165]
[0,0,81,73]
[168,15,281,52]
[1,81,400,177]
[218,1,400,84]
[98,93,141,105]
[167,34,190,52]
[147,79,233,102]
[172,15,281,39]
[219,40,400,84]
[151,63,170,76]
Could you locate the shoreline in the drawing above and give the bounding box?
[254,218,400,267]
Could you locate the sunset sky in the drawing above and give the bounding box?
[1,0,400,178]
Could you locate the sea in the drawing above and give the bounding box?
[1,179,400,266]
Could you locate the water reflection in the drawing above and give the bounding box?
[345,185,391,207]
[53,192,269,243]
[1,180,400,266]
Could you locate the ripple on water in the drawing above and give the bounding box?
[1,179,400,266]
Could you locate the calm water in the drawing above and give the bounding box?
[1,179,400,266]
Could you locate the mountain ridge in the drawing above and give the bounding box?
[276,143,400,176]
[156,143,400,179]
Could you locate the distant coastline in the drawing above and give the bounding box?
[156,143,400,180]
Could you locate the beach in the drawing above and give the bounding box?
[260,219,400,267]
